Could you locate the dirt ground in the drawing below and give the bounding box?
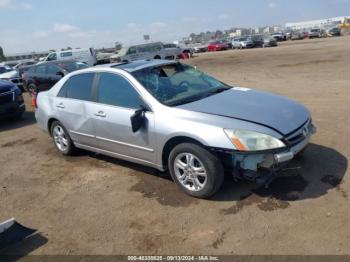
[0,36,349,256]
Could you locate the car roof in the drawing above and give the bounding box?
[35,60,81,66]
[97,59,177,73]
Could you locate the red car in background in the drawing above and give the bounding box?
[207,40,229,52]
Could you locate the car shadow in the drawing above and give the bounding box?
[213,143,348,202]
[0,111,36,132]
[83,143,347,203]
[0,233,48,260]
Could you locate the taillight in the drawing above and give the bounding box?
[31,91,38,109]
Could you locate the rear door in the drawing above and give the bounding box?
[55,73,97,147]
[91,72,156,164]
[34,64,50,91]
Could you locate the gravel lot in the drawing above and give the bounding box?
[0,36,349,255]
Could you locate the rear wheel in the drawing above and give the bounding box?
[51,121,75,155]
[154,55,161,59]
[168,143,224,198]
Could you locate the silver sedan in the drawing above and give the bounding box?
[35,60,316,198]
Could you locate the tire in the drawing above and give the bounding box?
[50,121,75,156]
[168,143,224,198]
[154,55,161,59]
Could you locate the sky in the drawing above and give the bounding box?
[0,0,350,54]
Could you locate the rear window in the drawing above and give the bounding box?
[59,62,89,72]
[58,73,94,101]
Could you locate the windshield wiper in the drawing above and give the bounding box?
[167,94,207,107]
[210,86,231,94]
[167,87,231,107]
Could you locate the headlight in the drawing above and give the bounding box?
[224,129,285,151]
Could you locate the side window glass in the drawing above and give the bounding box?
[60,52,73,58]
[127,47,137,55]
[47,53,57,61]
[36,65,46,74]
[47,64,61,75]
[58,73,94,101]
[97,73,142,109]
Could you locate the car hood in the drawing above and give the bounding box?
[177,88,310,135]
[0,80,15,93]
[0,70,18,79]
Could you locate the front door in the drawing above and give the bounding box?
[46,64,64,89]
[92,72,156,164]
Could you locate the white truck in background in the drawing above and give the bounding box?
[110,42,182,63]
[43,48,97,66]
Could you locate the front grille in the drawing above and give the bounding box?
[0,91,14,105]
[285,120,312,146]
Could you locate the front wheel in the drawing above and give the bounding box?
[168,143,224,198]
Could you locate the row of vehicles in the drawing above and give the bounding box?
[193,27,344,53]
[192,35,278,53]
[0,42,192,94]
[272,27,342,41]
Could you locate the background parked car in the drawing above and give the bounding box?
[291,31,304,40]
[248,35,264,47]
[248,35,277,47]
[271,32,287,41]
[327,27,342,37]
[262,36,278,47]
[0,70,24,91]
[0,80,25,120]
[110,42,176,63]
[0,65,13,74]
[207,40,229,51]
[309,28,322,39]
[13,61,37,69]
[43,48,97,66]
[163,43,184,59]
[302,31,309,39]
[232,37,255,49]
[192,43,208,53]
[22,60,89,93]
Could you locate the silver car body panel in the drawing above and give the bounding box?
[36,60,314,172]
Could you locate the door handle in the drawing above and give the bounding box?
[56,103,65,109]
[94,111,106,118]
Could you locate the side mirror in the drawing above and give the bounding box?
[56,71,64,77]
[130,107,147,133]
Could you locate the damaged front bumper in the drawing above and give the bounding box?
[228,123,317,184]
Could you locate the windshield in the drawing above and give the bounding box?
[59,62,89,72]
[117,47,128,56]
[132,63,230,106]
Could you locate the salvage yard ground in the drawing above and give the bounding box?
[0,36,349,255]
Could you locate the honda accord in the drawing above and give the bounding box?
[35,60,316,198]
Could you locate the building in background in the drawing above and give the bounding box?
[286,16,349,30]
[5,51,50,63]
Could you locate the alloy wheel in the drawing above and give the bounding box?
[174,153,208,192]
[53,125,69,152]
